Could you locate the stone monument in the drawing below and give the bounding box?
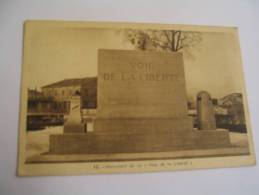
[197,91,217,130]
[49,49,231,154]
[63,93,86,133]
[94,50,193,134]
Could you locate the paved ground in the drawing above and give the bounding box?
[26,126,63,158]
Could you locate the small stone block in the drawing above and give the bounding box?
[63,122,86,134]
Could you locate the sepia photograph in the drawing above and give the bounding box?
[18,21,255,176]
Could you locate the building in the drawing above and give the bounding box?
[218,93,246,128]
[213,93,246,132]
[41,77,97,112]
[28,89,54,113]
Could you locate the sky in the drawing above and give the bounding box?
[25,25,245,99]
[184,31,244,99]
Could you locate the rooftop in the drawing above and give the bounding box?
[42,77,97,88]
[28,89,53,101]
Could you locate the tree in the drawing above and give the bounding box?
[123,29,202,58]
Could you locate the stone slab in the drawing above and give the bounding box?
[63,122,86,134]
[97,50,189,119]
[195,129,230,148]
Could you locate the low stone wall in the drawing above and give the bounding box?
[49,129,231,154]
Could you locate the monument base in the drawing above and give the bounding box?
[94,117,193,133]
[49,129,231,154]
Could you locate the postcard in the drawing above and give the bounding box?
[18,21,255,176]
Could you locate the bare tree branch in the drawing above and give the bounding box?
[122,29,202,58]
[175,31,181,51]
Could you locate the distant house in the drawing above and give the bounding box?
[41,77,97,111]
[27,78,97,130]
[219,93,245,125]
[211,93,246,132]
